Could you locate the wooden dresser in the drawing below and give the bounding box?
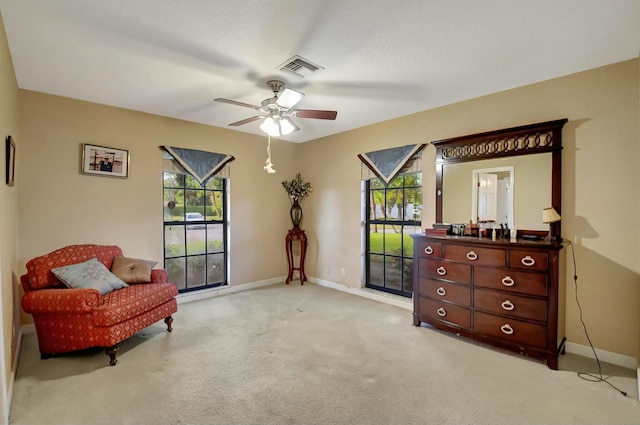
[411,234,565,369]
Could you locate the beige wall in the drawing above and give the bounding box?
[17,90,298,303]
[2,24,638,393]
[299,59,640,359]
[0,8,19,424]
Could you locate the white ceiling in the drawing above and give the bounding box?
[1,0,639,143]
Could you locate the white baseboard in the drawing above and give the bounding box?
[559,342,637,370]
[176,276,286,304]
[310,277,412,311]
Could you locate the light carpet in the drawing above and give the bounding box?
[10,282,640,424]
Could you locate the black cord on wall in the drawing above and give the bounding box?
[566,240,628,397]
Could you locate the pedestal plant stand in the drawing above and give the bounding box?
[282,173,311,285]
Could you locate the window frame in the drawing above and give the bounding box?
[162,171,229,293]
[364,172,422,298]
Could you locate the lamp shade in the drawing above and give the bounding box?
[259,114,296,137]
[542,207,561,224]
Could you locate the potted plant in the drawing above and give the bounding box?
[281,173,312,228]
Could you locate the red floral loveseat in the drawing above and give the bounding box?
[21,244,178,365]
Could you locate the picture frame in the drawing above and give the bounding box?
[5,135,15,186]
[81,143,129,178]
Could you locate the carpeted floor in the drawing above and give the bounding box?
[9,283,640,424]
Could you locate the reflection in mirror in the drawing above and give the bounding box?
[442,153,551,230]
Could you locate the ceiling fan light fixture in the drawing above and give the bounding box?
[260,114,295,137]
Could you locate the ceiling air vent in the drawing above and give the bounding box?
[278,55,324,78]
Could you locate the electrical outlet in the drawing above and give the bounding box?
[340,267,346,276]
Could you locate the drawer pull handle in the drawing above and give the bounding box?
[501,300,515,311]
[424,246,434,255]
[436,287,447,296]
[466,251,478,261]
[501,276,515,287]
[436,307,447,317]
[436,266,447,276]
[521,256,536,267]
[500,324,514,335]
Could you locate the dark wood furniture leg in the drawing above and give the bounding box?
[106,345,118,366]
[164,315,174,332]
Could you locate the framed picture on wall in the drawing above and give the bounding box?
[81,143,129,178]
[5,135,15,186]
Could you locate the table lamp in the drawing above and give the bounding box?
[542,207,561,241]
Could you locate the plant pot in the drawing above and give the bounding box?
[290,198,303,228]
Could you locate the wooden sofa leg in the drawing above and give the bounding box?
[40,353,54,360]
[164,315,174,332]
[106,345,118,366]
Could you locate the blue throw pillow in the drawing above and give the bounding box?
[52,257,129,295]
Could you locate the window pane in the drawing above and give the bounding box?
[369,254,384,285]
[369,224,383,254]
[185,174,200,188]
[165,257,186,291]
[163,172,181,188]
[384,256,402,290]
[206,191,223,220]
[385,189,402,220]
[403,258,414,293]
[370,189,385,220]
[207,253,225,283]
[186,227,206,255]
[389,175,403,188]
[403,226,420,256]
[206,178,222,190]
[185,190,205,217]
[370,178,384,189]
[384,226,403,256]
[186,256,206,289]
[164,188,183,220]
[165,225,185,257]
[207,223,224,253]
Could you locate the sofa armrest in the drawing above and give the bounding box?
[22,288,101,315]
[150,269,168,283]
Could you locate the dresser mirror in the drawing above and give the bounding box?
[433,119,567,239]
[442,153,551,230]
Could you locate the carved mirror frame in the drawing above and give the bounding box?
[432,118,567,239]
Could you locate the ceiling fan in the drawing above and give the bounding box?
[213,80,337,137]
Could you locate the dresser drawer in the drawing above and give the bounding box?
[418,278,470,306]
[474,311,546,348]
[418,241,442,258]
[419,297,470,329]
[473,266,547,297]
[509,250,548,271]
[474,289,547,322]
[444,244,506,267]
[419,258,471,284]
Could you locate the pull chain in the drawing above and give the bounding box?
[264,136,276,174]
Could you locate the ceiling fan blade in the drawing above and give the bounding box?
[214,98,262,110]
[276,88,304,109]
[228,116,264,126]
[291,109,337,120]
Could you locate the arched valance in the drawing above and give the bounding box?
[161,146,235,185]
[358,143,426,185]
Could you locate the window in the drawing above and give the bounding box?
[365,172,421,297]
[163,171,228,292]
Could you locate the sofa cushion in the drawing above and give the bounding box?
[92,283,179,327]
[52,258,129,295]
[110,256,158,284]
[26,244,123,290]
